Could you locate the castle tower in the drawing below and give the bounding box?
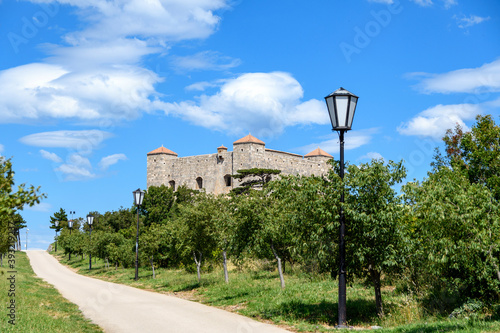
[304,147,333,162]
[232,134,266,171]
[146,146,178,189]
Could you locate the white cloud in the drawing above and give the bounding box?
[367,0,394,4]
[25,202,52,213]
[409,59,500,94]
[297,128,379,155]
[20,130,113,154]
[2,0,231,125]
[40,150,63,163]
[443,0,457,9]
[29,0,227,44]
[454,14,490,29]
[358,152,385,161]
[170,51,241,72]
[163,72,329,137]
[411,0,433,6]
[55,153,95,181]
[397,103,482,139]
[0,144,4,153]
[99,154,127,170]
[0,63,163,124]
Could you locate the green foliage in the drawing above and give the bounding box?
[403,166,500,305]
[439,114,500,200]
[344,159,407,316]
[49,208,68,232]
[231,168,281,194]
[0,157,46,253]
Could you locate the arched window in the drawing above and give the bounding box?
[169,180,175,190]
[196,177,203,189]
[224,174,232,187]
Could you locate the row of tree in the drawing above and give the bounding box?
[51,115,500,317]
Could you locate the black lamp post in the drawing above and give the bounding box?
[55,221,59,252]
[87,214,94,270]
[133,188,145,281]
[68,220,73,260]
[324,87,358,328]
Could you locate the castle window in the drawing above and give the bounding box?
[196,177,203,189]
[241,149,243,151]
[169,180,175,190]
[224,175,232,187]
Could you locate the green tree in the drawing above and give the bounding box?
[141,185,176,226]
[0,157,46,253]
[403,166,500,305]
[439,114,500,200]
[49,208,68,233]
[231,168,281,194]
[344,159,407,317]
[173,193,219,282]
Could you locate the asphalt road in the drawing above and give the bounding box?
[27,250,292,333]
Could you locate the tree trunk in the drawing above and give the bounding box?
[115,262,118,270]
[487,249,500,283]
[193,251,202,283]
[270,242,285,289]
[105,258,109,269]
[150,255,156,279]
[369,266,384,317]
[223,250,229,283]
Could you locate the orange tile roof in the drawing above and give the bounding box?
[147,146,178,156]
[305,147,332,158]
[233,134,265,145]
[217,145,228,150]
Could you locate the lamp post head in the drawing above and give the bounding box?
[133,188,145,206]
[87,214,94,226]
[325,87,358,131]
[68,220,73,229]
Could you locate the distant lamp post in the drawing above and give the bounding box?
[87,214,94,270]
[324,87,358,328]
[133,188,145,281]
[55,221,59,252]
[26,228,29,251]
[68,220,73,260]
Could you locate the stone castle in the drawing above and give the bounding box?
[146,134,332,195]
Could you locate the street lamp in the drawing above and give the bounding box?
[26,228,29,251]
[324,87,358,328]
[55,221,59,252]
[68,220,73,261]
[87,214,94,270]
[133,188,145,281]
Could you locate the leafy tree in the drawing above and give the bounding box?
[0,157,46,253]
[173,193,219,282]
[141,185,176,226]
[344,159,407,317]
[267,174,340,276]
[438,114,500,200]
[231,168,281,194]
[49,208,68,232]
[403,166,500,305]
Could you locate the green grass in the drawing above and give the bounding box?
[52,252,500,332]
[0,251,103,333]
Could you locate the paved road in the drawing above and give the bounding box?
[27,250,292,333]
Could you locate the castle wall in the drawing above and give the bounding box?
[147,139,332,195]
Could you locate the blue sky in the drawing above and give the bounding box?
[1,0,499,250]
